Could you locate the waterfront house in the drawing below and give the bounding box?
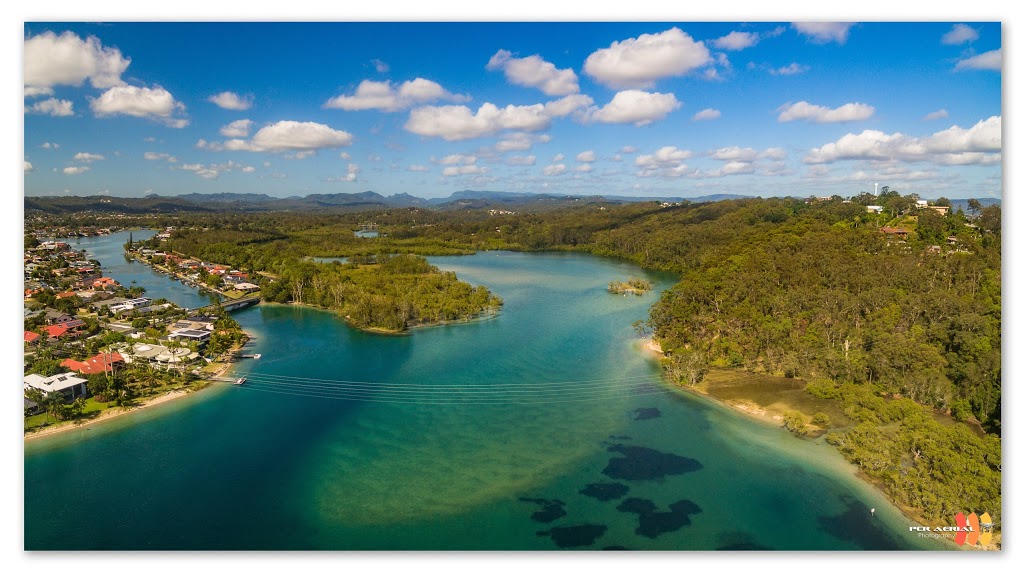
[232,282,260,293]
[224,272,249,284]
[92,277,119,289]
[61,351,125,375]
[24,372,88,400]
[167,328,212,344]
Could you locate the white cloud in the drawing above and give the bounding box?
[325,78,467,112]
[759,147,787,160]
[25,98,73,117]
[713,31,758,51]
[442,165,486,177]
[329,163,360,182]
[91,85,188,127]
[25,86,54,98]
[241,166,256,173]
[777,101,875,123]
[407,165,430,172]
[506,155,536,166]
[804,116,1001,166]
[576,150,596,163]
[923,109,949,121]
[583,28,712,89]
[711,146,758,162]
[792,22,854,44]
[63,166,90,175]
[692,161,756,178]
[208,91,252,110]
[24,161,34,172]
[220,119,254,138]
[954,50,1001,72]
[619,146,637,154]
[73,152,104,162]
[692,108,721,121]
[771,63,809,75]
[543,164,567,176]
[40,142,60,150]
[575,164,593,173]
[552,153,565,162]
[144,152,177,162]
[486,50,579,96]
[942,24,979,45]
[635,146,693,177]
[440,154,477,166]
[405,95,591,141]
[371,59,389,73]
[203,121,354,153]
[495,132,551,152]
[24,31,129,91]
[586,90,680,126]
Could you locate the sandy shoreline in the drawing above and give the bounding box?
[24,389,193,442]
[24,342,244,443]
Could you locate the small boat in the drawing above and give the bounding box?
[234,377,246,385]
[252,353,262,359]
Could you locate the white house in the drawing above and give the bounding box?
[24,372,88,400]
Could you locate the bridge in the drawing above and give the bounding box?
[189,295,262,315]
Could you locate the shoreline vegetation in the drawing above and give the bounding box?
[24,339,246,442]
[608,276,652,295]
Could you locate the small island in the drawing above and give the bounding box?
[608,277,652,296]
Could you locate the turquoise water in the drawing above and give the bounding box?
[60,229,221,310]
[24,247,939,550]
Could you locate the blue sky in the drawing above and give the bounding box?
[22,21,1002,199]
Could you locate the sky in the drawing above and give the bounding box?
[21,21,1002,200]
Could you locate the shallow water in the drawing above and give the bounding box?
[24,248,939,550]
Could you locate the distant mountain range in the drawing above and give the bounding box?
[23,190,1000,215]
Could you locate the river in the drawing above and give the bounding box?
[23,233,939,550]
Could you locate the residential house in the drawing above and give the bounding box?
[167,328,212,344]
[865,205,884,214]
[880,227,910,239]
[232,282,260,293]
[223,272,249,284]
[43,309,73,325]
[24,372,88,400]
[24,331,41,345]
[92,277,119,289]
[61,351,125,375]
[45,319,86,340]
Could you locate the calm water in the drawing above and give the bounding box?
[61,229,220,310]
[24,242,939,550]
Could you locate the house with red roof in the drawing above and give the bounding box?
[92,277,119,289]
[45,319,86,340]
[61,351,125,375]
[24,331,41,345]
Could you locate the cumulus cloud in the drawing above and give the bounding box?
[407,164,430,172]
[635,146,692,177]
[91,85,188,127]
[495,132,552,152]
[371,59,389,73]
[759,147,787,160]
[619,146,637,154]
[711,146,757,162]
[923,109,949,121]
[24,31,130,92]
[63,166,90,175]
[41,142,60,150]
[405,95,592,141]
[325,78,467,112]
[583,28,712,89]
[692,161,756,178]
[771,63,809,75]
[586,90,681,126]
[552,153,565,162]
[144,152,177,162]
[201,120,354,153]
[73,152,104,162]
[486,49,579,96]
[24,161,34,172]
[440,154,477,165]
[220,119,254,137]
[327,164,360,182]
[506,155,536,166]
[804,116,1001,166]
[777,101,875,123]
[543,164,567,176]
[713,31,758,51]
[576,150,596,163]
[792,22,854,44]
[442,165,487,177]
[178,160,255,179]
[25,86,54,98]
[208,91,252,110]
[692,108,721,121]
[942,24,979,45]
[954,50,1001,72]
[25,98,73,117]
[575,164,593,173]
